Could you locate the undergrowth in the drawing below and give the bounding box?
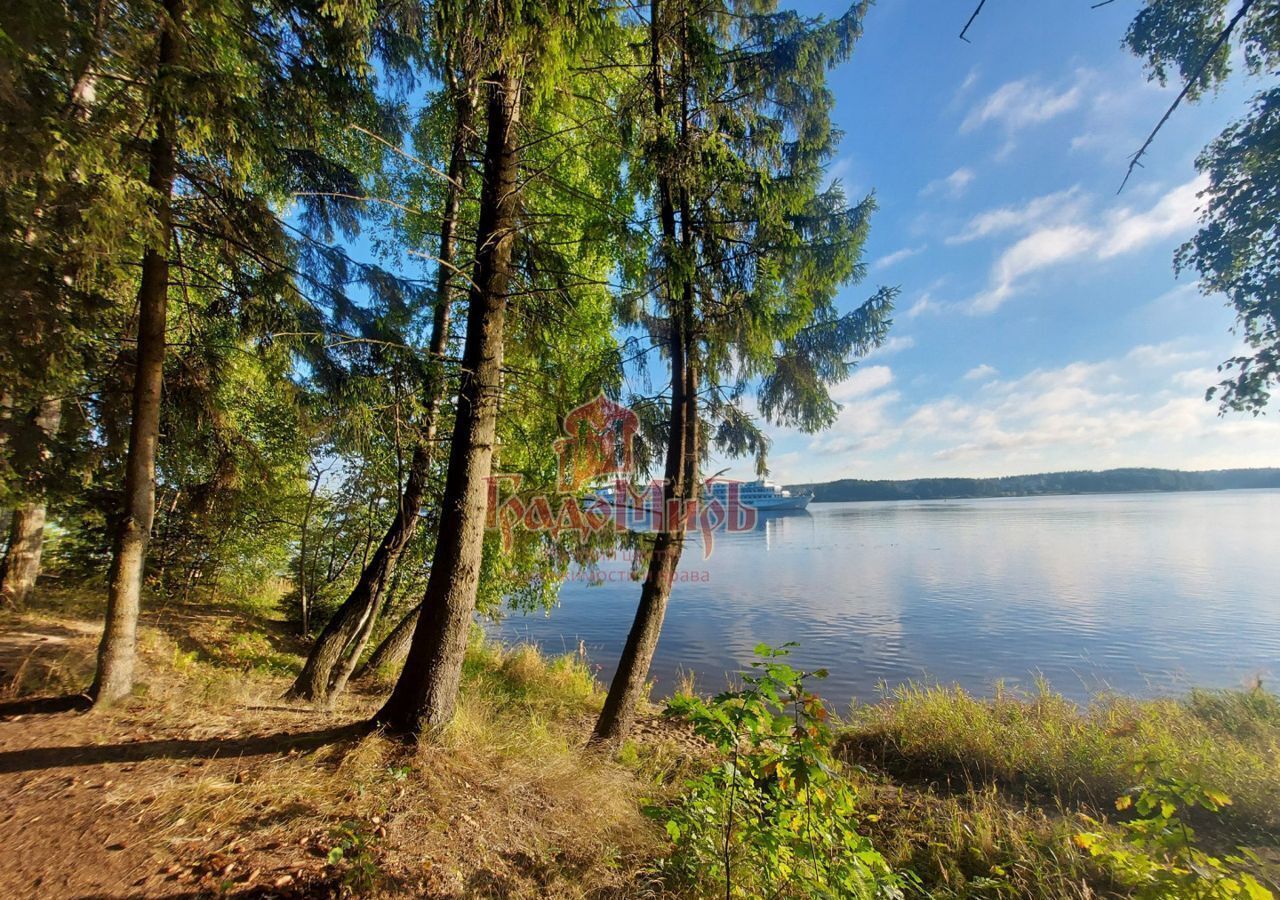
[4,596,1278,898]
[842,682,1280,836]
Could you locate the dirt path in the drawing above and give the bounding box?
[0,616,362,898]
[0,613,678,898]
[1,704,180,897]
[0,701,371,897]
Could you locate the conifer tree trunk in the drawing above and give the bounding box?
[0,397,62,608]
[286,86,473,705]
[2,505,48,607]
[91,0,182,707]
[374,67,522,735]
[594,0,698,742]
[593,296,697,742]
[324,583,382,699]
[354,600,419,679]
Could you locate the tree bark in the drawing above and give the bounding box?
[286,84,474,705]
[91,0,182,707]
[373,67,522,736]
[286,443,429,702]
[594,0,699,743]
[324,581,382,700]
[0,397,63,608]
[354,601,419,680]
[1,505,48,607]
[593,298,697,743]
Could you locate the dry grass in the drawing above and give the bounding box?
[836,681,1280,898]
[5,592,1278,898]
[143,635,676,896]
[840,682,1280,838]
[852,777,1118,899]
[0,597,673,897]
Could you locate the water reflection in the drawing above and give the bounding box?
[489,490,1280,708]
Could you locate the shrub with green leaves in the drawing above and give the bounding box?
[326,820,383,894]
[1075,757,1275,899]
[650,644,905,898]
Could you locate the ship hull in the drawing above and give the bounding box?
[749,494,812,511]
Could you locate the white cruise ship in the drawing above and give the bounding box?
[704,478,812,511]
[589,478,812,516]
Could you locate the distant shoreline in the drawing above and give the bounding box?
[786,466,1280,504]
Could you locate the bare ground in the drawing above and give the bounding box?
[0,603,688,899]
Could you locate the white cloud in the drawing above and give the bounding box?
[947,187,1085,245]
[962,73,1087,135]
[872,246,925,270]
[792,337,1279,480]
[905,292,941,319]
[921,167,976,200]
[965,176,1206,313]
[971,224,1095,313]
[1098,178,1203,259]
[831,365,894,402]
[1124,341,1210,369]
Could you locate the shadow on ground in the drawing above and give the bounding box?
[0,720,374,774]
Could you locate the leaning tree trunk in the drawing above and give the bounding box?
[0,397,63,608]
[286,443,430,702]
[354,600,419,680]
[91,0,182,707]
[592,300,697,742]
[374,67,522,736]
[593,1,698,742]
[325,580,385,701]
[285,85,474,705]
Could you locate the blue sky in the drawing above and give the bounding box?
[715,0,1280,484]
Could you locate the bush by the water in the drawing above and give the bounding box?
[651,644,906,898]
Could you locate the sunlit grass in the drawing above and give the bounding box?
[842,681,1280,837]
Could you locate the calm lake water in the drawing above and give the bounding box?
[490,490,1280,709]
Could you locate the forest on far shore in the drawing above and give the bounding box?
[791,467,1280,503]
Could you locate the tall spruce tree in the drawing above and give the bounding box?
[90,0,411,705]
[91,0,185,705]
[286,10,483,705]
[593,0,894,742]
[374,0,621,735]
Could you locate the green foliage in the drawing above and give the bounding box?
[1178,84,1280,413]
[325,819,383,893]
[613,0,894,477]
[652,644,904,898]
[1075,758,1274,899]
[1124,0,1280,413]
